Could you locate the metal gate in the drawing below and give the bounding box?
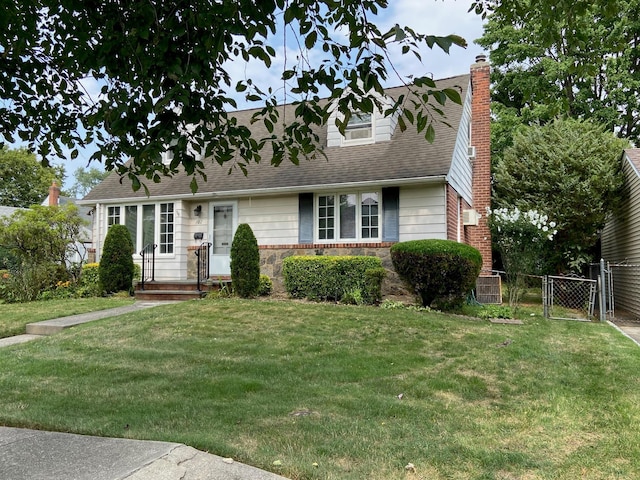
[543,275,598,321]
[603,261,640,321]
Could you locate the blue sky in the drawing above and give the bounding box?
[8,0,486,190]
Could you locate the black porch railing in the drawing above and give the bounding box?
[195,242,212,291]
[139,243,157,290]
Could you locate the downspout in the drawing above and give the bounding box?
[95,203,101,261]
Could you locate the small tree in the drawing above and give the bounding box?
[99,225,135,294]
[0,204,85,302]
[230,223,260,298]
[488,207,557,313]
[493,118,629,272]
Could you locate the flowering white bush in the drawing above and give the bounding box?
[488,207,557,242]
[487,207,557,311]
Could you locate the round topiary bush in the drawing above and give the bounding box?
[99,224,135,294]
[230,223,260,298]
[390,239,482,309]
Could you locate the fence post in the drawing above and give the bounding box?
[542,276,548,319]
[599,258,607,322]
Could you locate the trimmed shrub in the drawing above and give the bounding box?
[391,239,482,309]
[282,256,384,304]
[99,225,135,294]
[230,223,260,298]
[258,274,273,296]
[76,263,103,297]
[364,267,386,304]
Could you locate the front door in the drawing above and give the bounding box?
[210,202,236,275]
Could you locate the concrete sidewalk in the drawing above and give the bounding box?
[0,301,176,348]
[0,427,289,480]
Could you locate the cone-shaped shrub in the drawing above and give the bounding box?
[230,223,260,298]
[99,224,135,294]
[391,239,482,309]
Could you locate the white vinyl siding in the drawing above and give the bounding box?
[602,154,640,317]
[447,81,474,205]
[238,195,298,245]
[97,201,185,281]
[398,185,447,240]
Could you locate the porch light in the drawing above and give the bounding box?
[194,205,202,217]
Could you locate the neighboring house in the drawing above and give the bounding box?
[0,206,26,218]
[601,148,640,317]
[42,182,93,265]
[80,56,492,290]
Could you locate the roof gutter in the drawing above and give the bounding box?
[78,175,448,205]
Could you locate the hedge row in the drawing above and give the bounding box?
[282,255,385,304]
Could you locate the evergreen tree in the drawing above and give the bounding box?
[99,225,135,294]
[230,223,260,298]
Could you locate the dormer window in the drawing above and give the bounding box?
[327,94,398,147]
[344,112,373,143]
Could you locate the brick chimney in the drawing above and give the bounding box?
[48,181,61,206]
[469,54,492,273]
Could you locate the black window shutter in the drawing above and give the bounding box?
[298,193,314,244]
[382,187,399,242]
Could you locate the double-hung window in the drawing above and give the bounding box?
[343,112,373,144]
[159,203,174,254]
[108,203,175,254]
[316,192,379,241]
[107,206,121,226]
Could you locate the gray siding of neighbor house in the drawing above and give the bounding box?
[601,150,640,317]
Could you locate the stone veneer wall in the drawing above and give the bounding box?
[259,242,412,297]
[186,245,198,280]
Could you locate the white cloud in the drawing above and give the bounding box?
[375,0,487,81]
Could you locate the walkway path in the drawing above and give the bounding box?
[0,301,176,348]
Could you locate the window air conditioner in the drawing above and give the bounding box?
[467,145,476,159]
[463,209,480,226]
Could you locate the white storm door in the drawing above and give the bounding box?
[210,202,236,275]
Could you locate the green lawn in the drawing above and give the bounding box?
[0,297,135,338]
[0,298,639,479]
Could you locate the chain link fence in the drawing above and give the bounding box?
[600,262,640,322]
[475,269,600,322]
[543,275,597,321]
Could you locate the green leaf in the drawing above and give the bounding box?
[425,124,435,143]
[305,31,317,50]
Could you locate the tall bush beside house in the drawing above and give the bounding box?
[0,204,84,302]
[488,207,557,313]
[230,223,260,298]
[99,225,134,294]
[391,239,482,309]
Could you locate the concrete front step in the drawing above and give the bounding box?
[134,290,207,301]
[135,279,231,292]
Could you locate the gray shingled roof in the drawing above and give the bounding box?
[626,148,640,172]
[83,74,469,202]
[0,206,26,218]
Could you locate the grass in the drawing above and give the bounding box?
[0,297,135,338]
[1,298,639,479]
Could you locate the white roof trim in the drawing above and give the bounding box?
[78,175,447,205]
